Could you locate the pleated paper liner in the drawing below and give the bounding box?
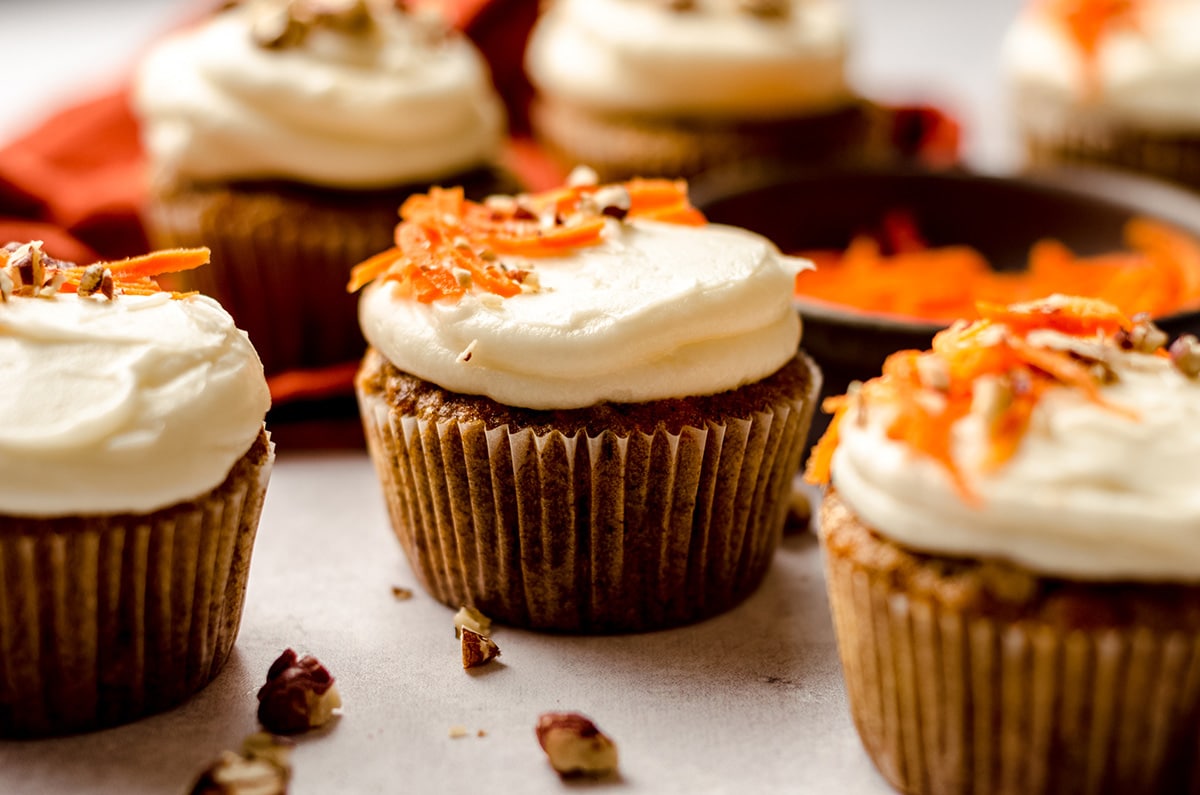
[1016,101,1200,193]
[357,353,820,633]
[0,431,273,738]
[821,491,1200,795]
[142,168,521,377]
[529,97,877,183]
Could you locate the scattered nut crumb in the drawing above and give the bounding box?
[390,585,413,600]
[456,339,478,364]
[256,649,342,735]
[461,627,501,669]
[1170,334,1200,378]
[454,606,492,638]
[477,729,487,738]
[449,725,469,739]
[535,712,619,778]
[566,165,599,188]
[189,733,293,795]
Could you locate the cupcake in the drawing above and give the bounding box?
[808,295,1200,793]
[0,242,273,737]
[351,175,821,632]
[523,0,870,182]
[134,0,510,376]
[1005,0,1200,191]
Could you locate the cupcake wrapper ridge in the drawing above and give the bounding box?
[359,383,816,633]
[823,495,1200,795]
[0,433,273,737]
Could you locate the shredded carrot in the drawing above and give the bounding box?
[0,244,210,299]
[796,211,1200,323]
[347,179,706,303]
[805,296,1148,503]
[1039,0,1143,92]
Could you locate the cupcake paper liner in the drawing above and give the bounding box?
[144,186,395,376]
[0,431,273,737]
[358,379,817,633]
[1016,100,1200,193]
[530,98,875,183]
[143,170,520,377]
[821,493,1200,795]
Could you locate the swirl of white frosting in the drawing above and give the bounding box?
[134,1,506,188]
[1004,0,1200,131]
[832,347,1200,582]
[359,218,806,408]
[0,293,271,517]
[524,0,850,118]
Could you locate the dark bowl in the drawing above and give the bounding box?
[691,164,1200,444]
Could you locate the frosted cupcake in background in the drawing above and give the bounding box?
[351,175,821,632]
[134,0,510,376]
[0,242,272,737]
[524,0,871,181]
[1004,0,1200,191]
[809,295,1200,793]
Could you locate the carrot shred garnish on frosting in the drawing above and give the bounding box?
[804,296,1150,503]
[1039,0,1143,89]
[0,242,210,301]
[346,178,706,303]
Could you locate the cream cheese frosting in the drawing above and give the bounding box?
[524,0,851,118]
[831,332,1200,582]
[134,0,506,188]
[359,218,806,408]
[0,292,271,517]
[1004,0,1200,131]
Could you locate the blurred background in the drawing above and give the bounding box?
[2,0,1025,168]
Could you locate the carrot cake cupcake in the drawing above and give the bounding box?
[809,295,1200,793]
[134,0,510,376]
[1004,0,1200,190]
[524,0,870,181]
[351,175,821,632]
[0,242,272,736]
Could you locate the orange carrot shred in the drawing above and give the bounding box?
[347,178,707,303]
[805,296,1149,503]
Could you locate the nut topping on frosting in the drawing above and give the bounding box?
[256,649,343,734]
[1170,334,1200,378]
[806,296,1151,500]
[0,242,210,303]
[246,0,392,49]
[346,179,706,303]
[535,713,619,779]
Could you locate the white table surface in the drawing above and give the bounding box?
[0,1,1023,792]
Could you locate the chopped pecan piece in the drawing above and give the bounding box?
[453,606,492,638]
[1170,335,1200,378]
[535,712,619,778]
[461,627,501,669]
[256,649,342,734]
[189,734,293,795]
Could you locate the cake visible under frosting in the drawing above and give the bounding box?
[524,0,850,118]
[0,262,270,517]
[1004,0,1200,131]
[354,179,806,409]
[134,0,506,188]
[817,296,1200,582]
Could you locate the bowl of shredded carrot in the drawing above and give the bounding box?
[692,164,1200,443]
